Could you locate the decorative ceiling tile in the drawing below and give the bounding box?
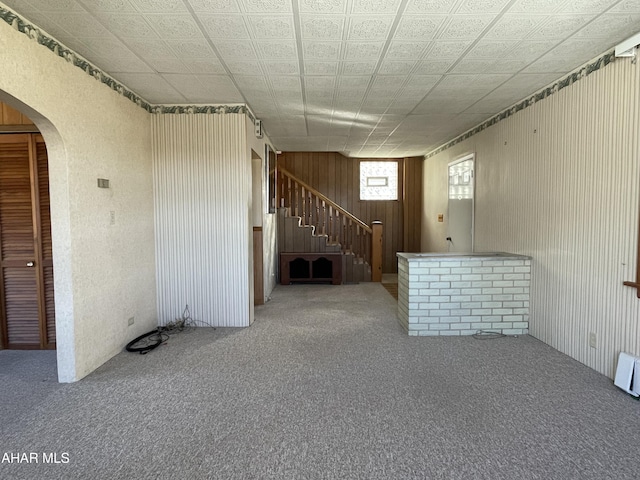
[347,16,395,41]
[531,15,594,39]
[304,62,339,75]
[199,15,250,39]
[378,61,416,75]
[247,99,277,116]
[344,42,384,59]
[270,76,302,92]
[372,75,405,89]
[453,58,529,74]
[247,15,294,38]
[166,39,216,59]
[99,14,157,38]
[256,41,298,59]
[508,39,558,63]
[386,42,429,59]
[146,58,188,73]
[240,0,292,13]
[14,0,83,12]
[438,15,495,40]
[4,0,636,157]
[184,59,228,74]
[129,0,189,13]
[189,0,241,12]
[425,41,473,58]
[611,0,640,11]
[523,40,606,73]
[215,41,257,60]
[406,0,456,14]
[301,16,345,39]
[265,61,300,74]
[413,59,456,74]
[574,14,640,38]
[339,76,370,88]
[559,0,618,13]
[352,0,402,14]
[226,60,263,74]
[92,55,155,73]
[146,15,203,39]
[467,40,513,58]
[162,74,242,103]
[114,73,184,101]
[234,75,270,91]
[75,36,135,58]
[46,13,112,37]
[304,42,341,59]
[80,0,137,13]
[305,76,336,90]
[299,0,347,14]
[456,0,511,13]
[395,16,445,40]
[485,14,547,39]
[413,96,476,114]
[121,37,173,58]
[403,74,441,90]
[507,0,564,14]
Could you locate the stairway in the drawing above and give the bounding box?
[278,208,372,284]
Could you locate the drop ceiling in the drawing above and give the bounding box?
[2,0,639,157]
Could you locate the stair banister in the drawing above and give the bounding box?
[278,167,383,282]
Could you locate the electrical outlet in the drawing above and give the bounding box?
[589,332,597,349]
[110,211,116,225]
[128,317,135,327]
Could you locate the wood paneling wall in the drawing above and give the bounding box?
[0,102,35,126]
[278,152,422,273]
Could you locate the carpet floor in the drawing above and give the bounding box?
[1,283,639,480]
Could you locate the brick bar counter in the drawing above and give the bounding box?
[396,252,531,336]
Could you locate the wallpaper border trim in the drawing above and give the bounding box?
[0,5,252,120]
[424,51,617,159]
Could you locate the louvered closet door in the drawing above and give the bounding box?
[0,134,55,349]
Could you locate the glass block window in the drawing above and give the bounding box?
[360,161,398,200]
[448,159,474,200]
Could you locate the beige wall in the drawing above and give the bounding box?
[0,19,157,381]
[422,55,640,379]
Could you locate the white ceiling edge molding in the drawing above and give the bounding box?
[424,49,618,161]
[0,4,257,124]
[615,31,640,58]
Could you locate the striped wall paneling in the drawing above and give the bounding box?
[152,114,251,327]
[423,56,640,379]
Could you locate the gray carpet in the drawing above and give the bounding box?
[1,283,639,480]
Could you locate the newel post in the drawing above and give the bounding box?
[371,221,383,282]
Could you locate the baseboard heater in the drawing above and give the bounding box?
[614,352,640,397]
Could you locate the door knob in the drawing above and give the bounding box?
[26,261,35,267]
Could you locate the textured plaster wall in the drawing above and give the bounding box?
[0,19,157,381]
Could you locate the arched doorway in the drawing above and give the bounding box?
[0,94,71,381]
[0,126,55,349]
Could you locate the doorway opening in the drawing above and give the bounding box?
[447,153,475,253]
[0,104,55,350]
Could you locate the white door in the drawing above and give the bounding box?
[447,154,474,252]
